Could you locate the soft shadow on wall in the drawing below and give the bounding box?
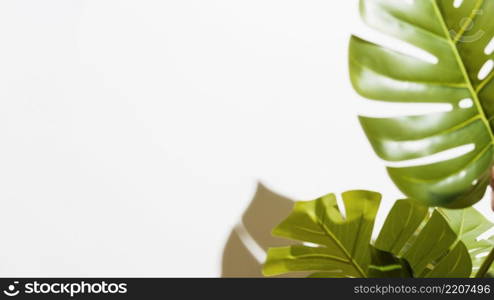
[221,183,301,277]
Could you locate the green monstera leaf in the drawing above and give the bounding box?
[375,199,472,277]
[263,191,472,278]
[263,191,381,278]
[438,207,494,277]
[349,0,494,208]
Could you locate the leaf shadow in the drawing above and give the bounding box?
[221,182,297,277]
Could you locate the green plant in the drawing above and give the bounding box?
[349,0,494,208]
[260,0,494,279]
[438,207,494,277]
[262,190,494,278]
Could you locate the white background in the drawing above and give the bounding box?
[0,0,492,277]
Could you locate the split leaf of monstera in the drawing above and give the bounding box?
[350,0,494,208]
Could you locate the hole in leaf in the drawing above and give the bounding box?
[385,144,475,168]
[458,98,473,109]
[477,227,494,241]
[356,100,452,118]
[485,37,494,55]
[478,60,494,80]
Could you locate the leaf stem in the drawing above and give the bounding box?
[475,246,494,278]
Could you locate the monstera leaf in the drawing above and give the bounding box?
[349,0,494,208]
[263,190,472,277]
[263,191,381,277]
[438,207,494,277]
[376,199,472,277]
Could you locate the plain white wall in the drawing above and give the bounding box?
[0,0,492,277]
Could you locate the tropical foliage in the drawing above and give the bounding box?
[263,190,494,278]
[349,0,494,208]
